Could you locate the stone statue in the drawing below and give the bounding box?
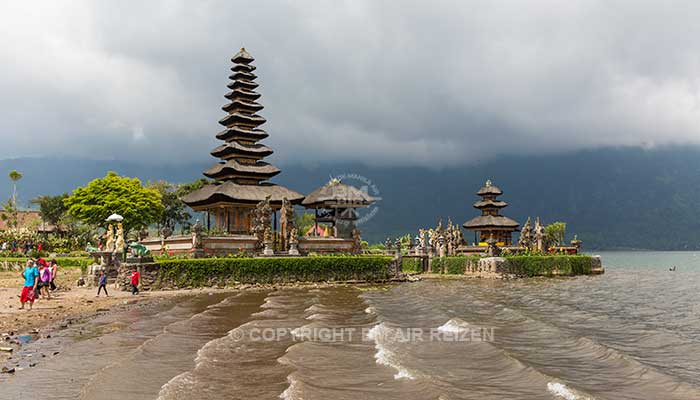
[351,228,362,254]
[534,217,545,252]
[192,219,203,249]
[486,233,501,257]
[280,197,295,250]
[128,242,150,257]
[288,227,300,255]
[437,234,446,258]
[263,227,274,256]
[445,219,454,255]
[519,217,532,249]
[427,229,436,248]
[252,196,272,249]
[418,229,426,254]
[105,224,115,252]
[161,226,172,240]
[436,219,443,236]
[115,223,125,254]
[289,227,299,245]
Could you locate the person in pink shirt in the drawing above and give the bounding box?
[37,260,52,300]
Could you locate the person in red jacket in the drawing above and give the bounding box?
[130,268,140,295]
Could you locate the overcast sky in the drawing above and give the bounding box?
[1,1,699,167]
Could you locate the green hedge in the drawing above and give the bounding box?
[0,257,92,273]
[431,256,483,274]
[504,255,593,277]
[400,257,423,274]
[155,256,394,287]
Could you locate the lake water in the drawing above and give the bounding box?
[2,251,700,399]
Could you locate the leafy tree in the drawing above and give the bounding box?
[31,193,69,226]
[0,198,18,229]
[8,169,22,207]
[294,211,316,235]
[544,221,567,246]
[64,172,164,232]
[147,180,191,231]
[2,170,23,229]
[176,178,213,197]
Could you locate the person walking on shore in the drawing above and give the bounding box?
[96,270,108,297]
[37,260,52,300]
[49,259,59,291]
[20,260,39,310]
[130,268,140,295]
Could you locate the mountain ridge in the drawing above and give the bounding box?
[1,146,699,250]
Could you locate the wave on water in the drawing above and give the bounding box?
[366,323,416,380]
[547,382,589,400]
[364,306,376,314]
[305,313,324,320]
[280,375,302,400]
[304,304,326,313]
[437,318,471,334]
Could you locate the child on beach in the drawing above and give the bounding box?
[37,260,52,300]
[49,259,59,291]
[20,260,39,310]
[96,270,108,297]
[130,268,140,295]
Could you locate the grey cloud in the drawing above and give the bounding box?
[1,0,699,167]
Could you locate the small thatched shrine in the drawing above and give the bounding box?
[302,178,378,238]
[463,180,519,246]
[182,48,304,233]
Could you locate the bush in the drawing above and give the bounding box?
[504,255,593,277]
[431,256,483,274]
[0,256,92,274]
[400,257,423,274]
[155,256,393,287]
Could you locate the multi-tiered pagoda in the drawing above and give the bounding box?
[463,180,519,245]
[182,48,304,233]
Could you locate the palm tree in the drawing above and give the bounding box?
[8,170,22,228]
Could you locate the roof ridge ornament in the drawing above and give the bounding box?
[485,179,492,187]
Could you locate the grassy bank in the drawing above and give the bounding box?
[401,254,597,277]
[0,257,93,274]
[504,255,594,276]
[155,256,394,287]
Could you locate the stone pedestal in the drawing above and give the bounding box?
[288,243,300,256]
[478,257,507,273]
[263,240,274,256]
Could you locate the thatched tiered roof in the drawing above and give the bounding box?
[302,179,378,208]
[182,48,303,209]
[463,180,519,231]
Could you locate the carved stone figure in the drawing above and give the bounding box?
[288,227,300,256]
[252,196,272,249]
[437,234,446,258]
[279,197,295,250]
[486,233,501,257]
[263,227,274,256]
[128,242,150,257]
[519,217,532,249]
[192,219,203,249]
[115,223,125,254]
[161,226,173,240]
[105,224,115,252]
[351,228,362,254]
[534,217,545,252]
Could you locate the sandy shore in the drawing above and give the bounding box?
[0,268,230,369]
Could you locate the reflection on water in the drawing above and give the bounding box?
[2,251,700,400]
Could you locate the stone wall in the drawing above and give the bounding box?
[115,262,160,291]
[297,237,355,254]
